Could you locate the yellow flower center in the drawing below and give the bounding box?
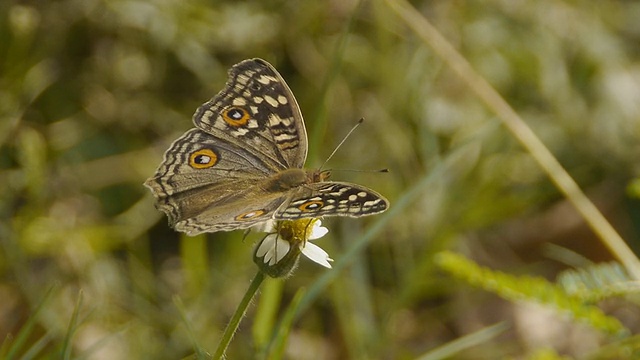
[274,219,317,247]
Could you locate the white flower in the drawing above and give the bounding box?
[254,219,333,271]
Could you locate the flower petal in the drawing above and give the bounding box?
[301,242,333,268]
[256,234,276,258]
[256,235,292,265]
[273,239,290,264]
[252,220,275,233]
[308,221,328,240]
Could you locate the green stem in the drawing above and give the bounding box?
[213,271,265,360]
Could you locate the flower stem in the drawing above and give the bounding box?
[212,271,265,360]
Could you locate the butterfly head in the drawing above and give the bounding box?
[310,169,331,182]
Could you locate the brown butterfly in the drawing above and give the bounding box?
[145,59,388,235]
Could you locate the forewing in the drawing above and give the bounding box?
[275,182,389,220]
[193,58,308,169]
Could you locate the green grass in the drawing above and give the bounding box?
[2,0,640,359]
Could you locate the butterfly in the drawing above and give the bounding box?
[145,58,389,235]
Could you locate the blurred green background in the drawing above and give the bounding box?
[2,0,640,359]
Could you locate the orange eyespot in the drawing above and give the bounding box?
[235,209,266,221]
[222,106,251,127]
[298,200,324,212]
[189,148,218,169]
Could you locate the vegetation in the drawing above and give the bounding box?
[2,0,640,358]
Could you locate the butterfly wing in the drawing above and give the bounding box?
[174,194,288,235]
[145,129,288,233]
[193,58,308,169]
[275,182,389,220]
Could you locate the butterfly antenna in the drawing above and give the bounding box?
[319,118,364,171]
[331,168,389,173]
